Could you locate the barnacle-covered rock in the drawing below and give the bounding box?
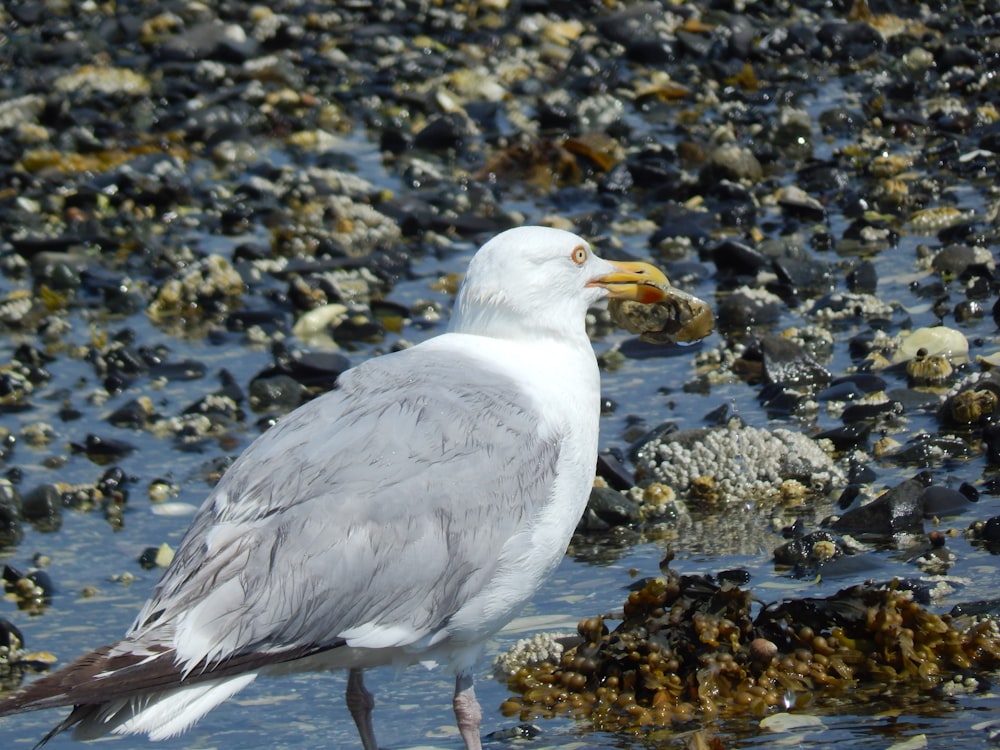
[906,351,954,386]
[0,290,34,327]
[938,370,1000,426]
[634,419,844,505]
[908,207,975,233]
[147,254,245,325]
[804,292,895,325]
[52,65,152,96]
[494,632,570,678]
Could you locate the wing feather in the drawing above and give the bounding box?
[131,342,562,668]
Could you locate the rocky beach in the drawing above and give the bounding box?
[2,0,1000,747]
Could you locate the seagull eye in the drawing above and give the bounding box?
[570,245,588,265]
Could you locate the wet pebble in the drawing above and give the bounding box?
[578,486,642,531]
[831,477,926,537]
[0,482,23,548]
[20,485,61,531]
[248,374,307,414]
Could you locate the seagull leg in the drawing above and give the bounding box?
[346,668,379,750]
[453,671,483,750]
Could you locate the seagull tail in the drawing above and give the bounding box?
[13,673,258,747]
[0,638,331,745]
[0,639,261,746]
[0,641,136,717]
[69,672,259,742]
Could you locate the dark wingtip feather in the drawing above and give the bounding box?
[0,640,172,717]
[31,706,94,749]
[2,638,342,746]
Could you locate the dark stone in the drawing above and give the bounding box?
[712,239,768,278]
[597,450,635,491]
[774,530,841,566]
[594,3,665,46]
[21,484,61,530]
[625,38,676,64]
[333,316,385,345]
[257,349,350,390]
[97,467,129,497]
[725,14,757,59]
[107,399,156,429]
[0,482,23,548]
[984,421,1000,464]
[715,289,783,332]
[886,433,975,466]
[149,359,208,381]
[817,107,867,136]
[847,461,877,485]
[760,335,831,390]
[982,516,1000,543]
[8,1,44,25]
[832,478,925,535]
[830,373,887,393]
[840,400,903,424]
[413,113,469,151]
[816,381,864,402]
[770,256,834,300]
[932,245,982,276]
[846,260,877,294]
[920,486,974,519]
[579,486,641,531]
[248,374,307,414]
[936,44,981,71]
[816,21,886,62]
[837,484,863,510]
[814,422,870,451]
[777,191,826,222]
[0,617,24,651]
[70,434,136,464]
[156,22,260,63]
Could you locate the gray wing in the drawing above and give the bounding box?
[130,343,562,668]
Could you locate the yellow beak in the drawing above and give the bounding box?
[588,260,670,304]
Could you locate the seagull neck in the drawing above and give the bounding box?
[433,328,601,407]
[448,307,588,347]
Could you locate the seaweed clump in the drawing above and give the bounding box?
[500,569,1000,731]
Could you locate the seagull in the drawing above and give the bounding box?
[0,226,671,749]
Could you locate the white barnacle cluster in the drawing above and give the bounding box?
[944,368,991,399]
[732,284,784,306]
[635,419,844,504]
[493,632,569,677]
[802,292,895,324]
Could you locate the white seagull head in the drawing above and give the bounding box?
[449,225,668,341]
